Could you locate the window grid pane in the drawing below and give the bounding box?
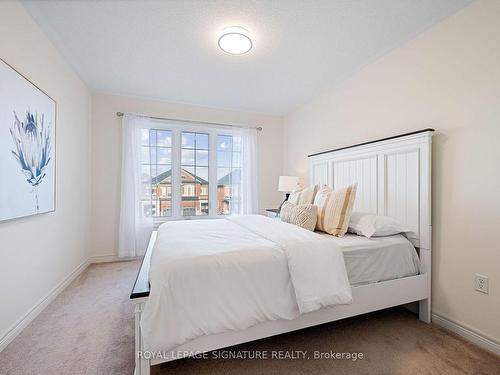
[142,129,172,217]
[217,135,240,215]
[181,131,209,216]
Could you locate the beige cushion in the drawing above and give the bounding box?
[280,201,318,231]
[314,183,357,236]
[288,185,317,205]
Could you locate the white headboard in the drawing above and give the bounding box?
[309,129,433,250]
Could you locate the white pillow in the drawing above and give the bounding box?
[348,212,416,238]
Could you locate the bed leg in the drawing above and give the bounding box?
[133,299,151,375]
[419,299,431,323]
[418,248,432,323]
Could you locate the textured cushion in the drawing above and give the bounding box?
[314,183,357,236]
[280,201,318,231]
[288,185,318,205]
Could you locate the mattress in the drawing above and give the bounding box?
[319,233,421,286]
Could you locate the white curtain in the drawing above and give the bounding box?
[232,127,259,215]
[118,115,153,257]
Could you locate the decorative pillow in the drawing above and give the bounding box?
[314,183,357,236]
[280,201,318,231]
[288,185,317,205]
[348,212,416,238]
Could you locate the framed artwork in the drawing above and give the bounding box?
[0,58,56,222]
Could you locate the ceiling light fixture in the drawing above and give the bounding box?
[218,26,253,55]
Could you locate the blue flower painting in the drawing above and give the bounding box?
[10,111,52,213]
[1,58,56,221]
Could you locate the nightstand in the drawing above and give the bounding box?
[265,208,280,218]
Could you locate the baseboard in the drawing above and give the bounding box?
[432,313,500,356]
[0,260,89,352]
[88,253,141,263]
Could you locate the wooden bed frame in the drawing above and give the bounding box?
[130,129,434,375]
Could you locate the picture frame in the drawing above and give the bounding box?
[0,58,56,222]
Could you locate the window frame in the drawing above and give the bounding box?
[141,121,237,224]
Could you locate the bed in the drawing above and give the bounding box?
[130,128,434,375]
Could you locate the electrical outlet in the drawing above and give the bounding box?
[474,274,489,294]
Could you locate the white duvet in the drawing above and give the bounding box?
[141,215,352,352]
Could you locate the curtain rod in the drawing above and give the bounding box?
[116,111,262,131]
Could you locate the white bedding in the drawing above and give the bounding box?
[320,233,421,285]
[141,215,352,352]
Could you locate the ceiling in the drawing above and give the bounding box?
[23,0,471,115]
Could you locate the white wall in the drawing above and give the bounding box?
[0,2,92,346]
[91,94,283,260]
[284,0,500,342]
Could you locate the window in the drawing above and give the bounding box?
[141,129,172,218]
[181,132,209,216]
[217,135,241,215]
[140,125,241,221]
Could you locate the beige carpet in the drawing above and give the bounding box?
[0,261,498,375]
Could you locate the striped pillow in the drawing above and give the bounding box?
[314,183,358,236]
[288,185,317,205]
[280,201,318,231]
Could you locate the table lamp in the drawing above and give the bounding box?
[278,175,299,213]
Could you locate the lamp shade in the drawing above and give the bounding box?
[278,176,299,192]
